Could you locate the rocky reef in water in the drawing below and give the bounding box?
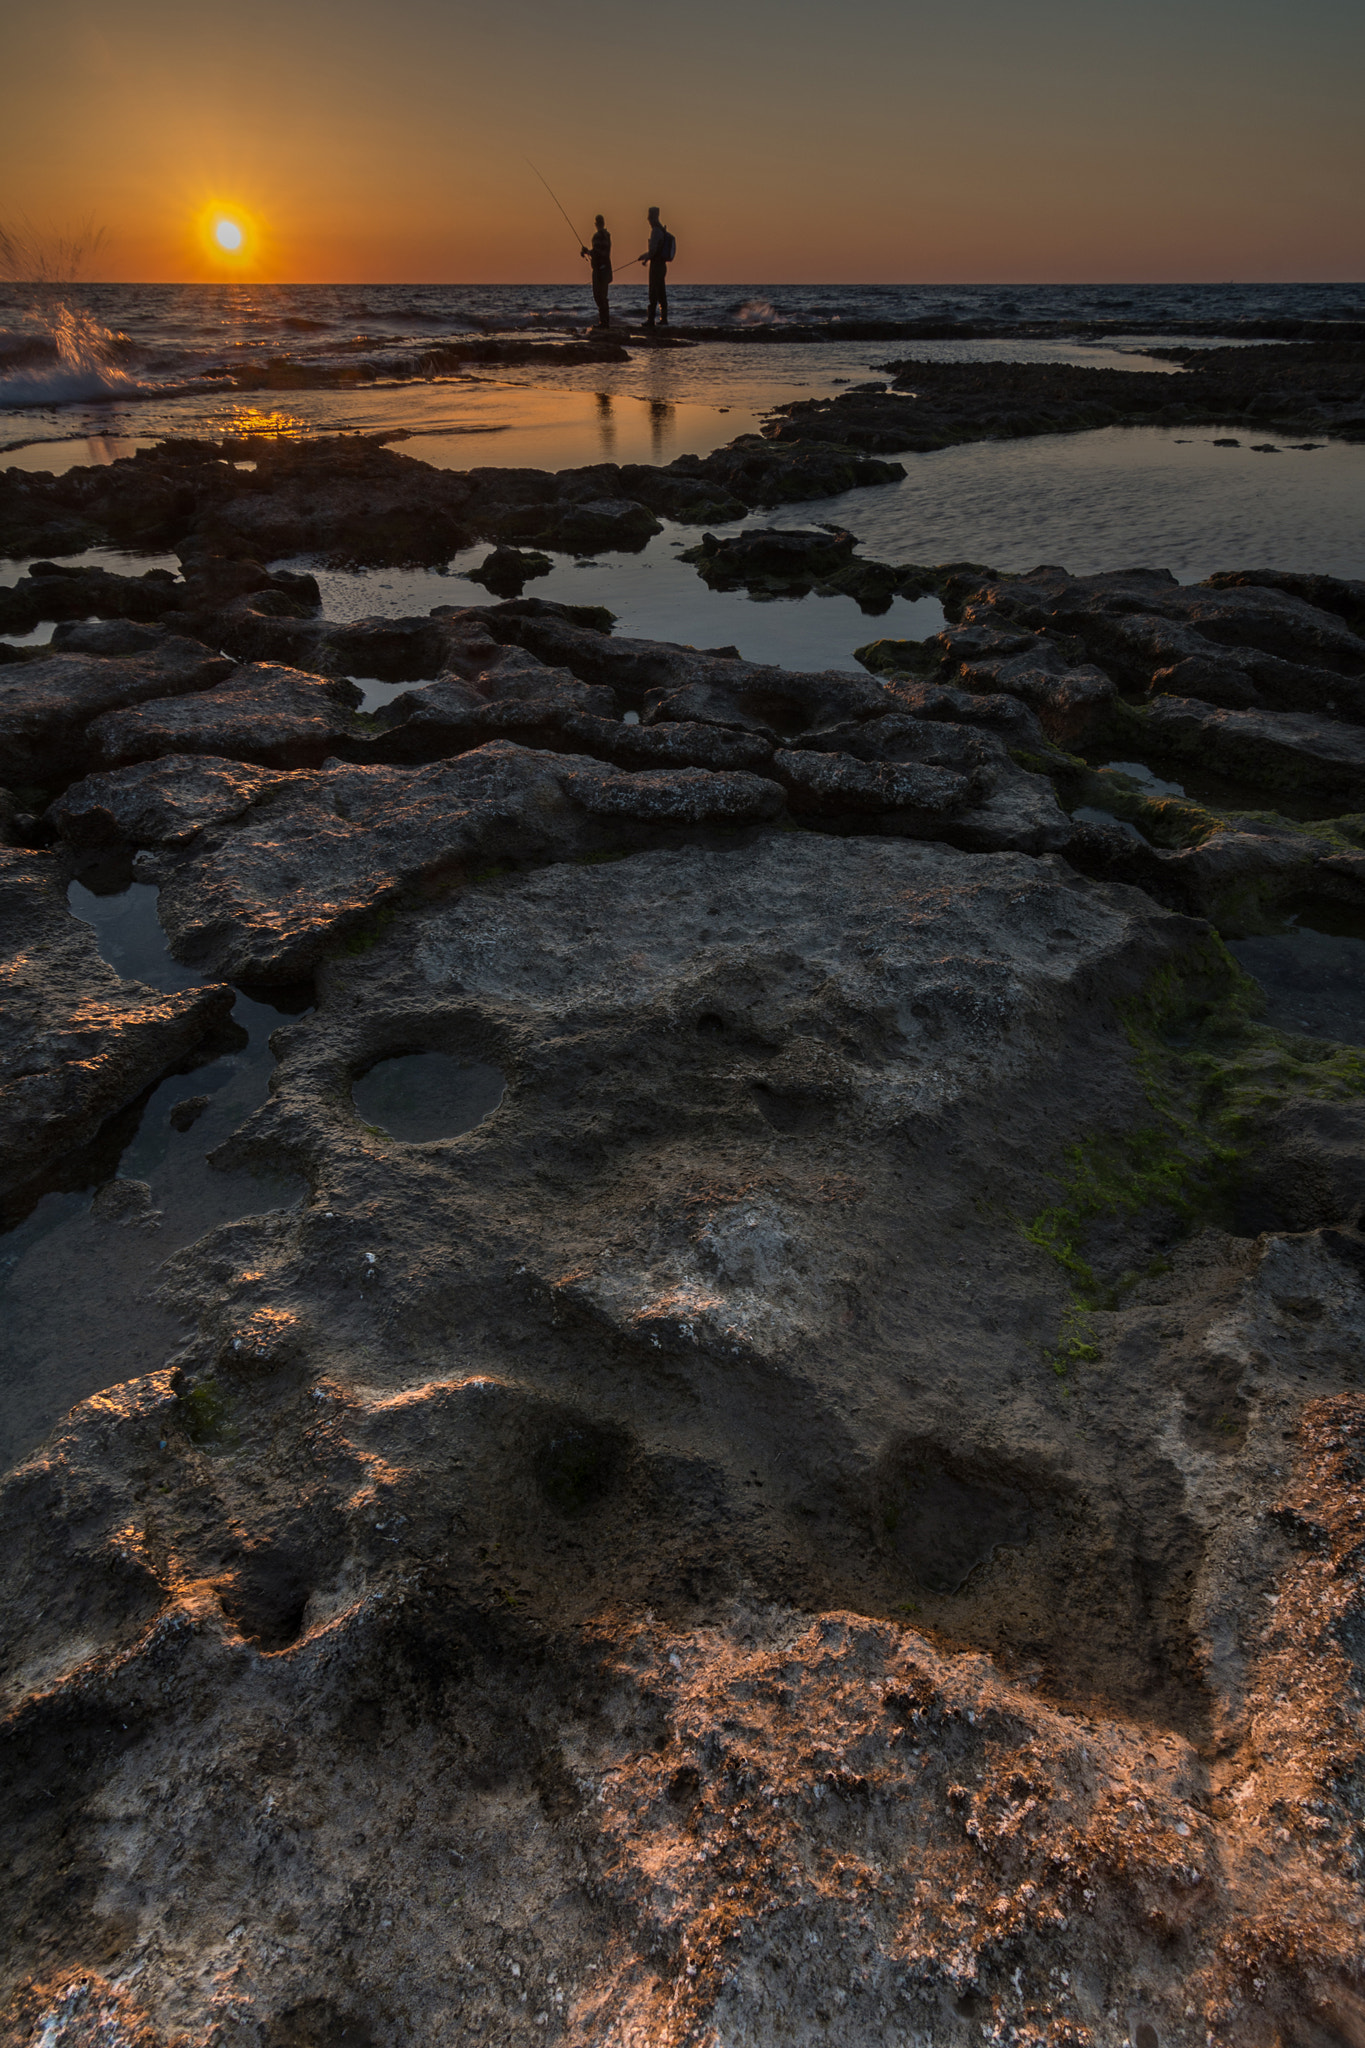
[2,435,1365,2048]
[767,336,1365,452]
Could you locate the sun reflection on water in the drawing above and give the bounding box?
[212,404,310,440]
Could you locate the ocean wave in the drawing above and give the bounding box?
[0,361,141,407]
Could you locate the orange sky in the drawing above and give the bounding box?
[4,0,1363,283]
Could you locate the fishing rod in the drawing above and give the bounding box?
[524,163,660,272]
[525,159,590,256]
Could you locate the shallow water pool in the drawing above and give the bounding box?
[279,525,948,675]
[352,1053,506,1143]
[754,427,1365,584]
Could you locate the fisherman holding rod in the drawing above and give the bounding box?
[581,215,612,330]
[526,163,613,333]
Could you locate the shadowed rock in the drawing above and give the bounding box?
[774,750,973,819]
[365,674,774,776]
[1136,695,1365,801]
[692,527,860,581]
[465,545,554,598]
[957,565,1365,703]
[1205,567,1365,639]
[786,711,1070,851]
[682,525,932,613]
[0,561,183,636]
[879,677,1062,755]
[761,336,1365,452]
[956,643,1118,747]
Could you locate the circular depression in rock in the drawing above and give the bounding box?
[351,1053,505,1142]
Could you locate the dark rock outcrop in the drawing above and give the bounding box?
[89,664,364,773]
[759,334,1365,454]
[464,545,554,598]
[953,565,1365,709]
[0,561,183,636]
[956,644,1119,748]
[682,525,932,613]
[0,431,896,578]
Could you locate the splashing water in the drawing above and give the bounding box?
[0,217,136,407]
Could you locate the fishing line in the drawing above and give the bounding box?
[525,159,589,255]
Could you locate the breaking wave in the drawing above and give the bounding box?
[0,302,136,407]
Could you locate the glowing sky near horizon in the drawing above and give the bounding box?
[3,0,1362,284]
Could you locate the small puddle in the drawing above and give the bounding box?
[1228,907,1365,1043]
[1071,804,1146,841]
[0,619,66,648]
[349,675,418,715]
[0,878,308,1469]
[352,1052,505,1142]
[1098,759,1188,799]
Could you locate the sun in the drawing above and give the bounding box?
[193,199,262,271]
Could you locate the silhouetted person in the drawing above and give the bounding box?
[633,206,673,328]
[581,216,612,329]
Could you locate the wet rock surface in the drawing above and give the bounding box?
[5,436,1365,2048]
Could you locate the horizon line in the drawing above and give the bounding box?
[3,278,1364,292]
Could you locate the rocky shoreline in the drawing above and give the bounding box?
[2,418,1365,2048]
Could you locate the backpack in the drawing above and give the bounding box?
[659,229,677,263]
